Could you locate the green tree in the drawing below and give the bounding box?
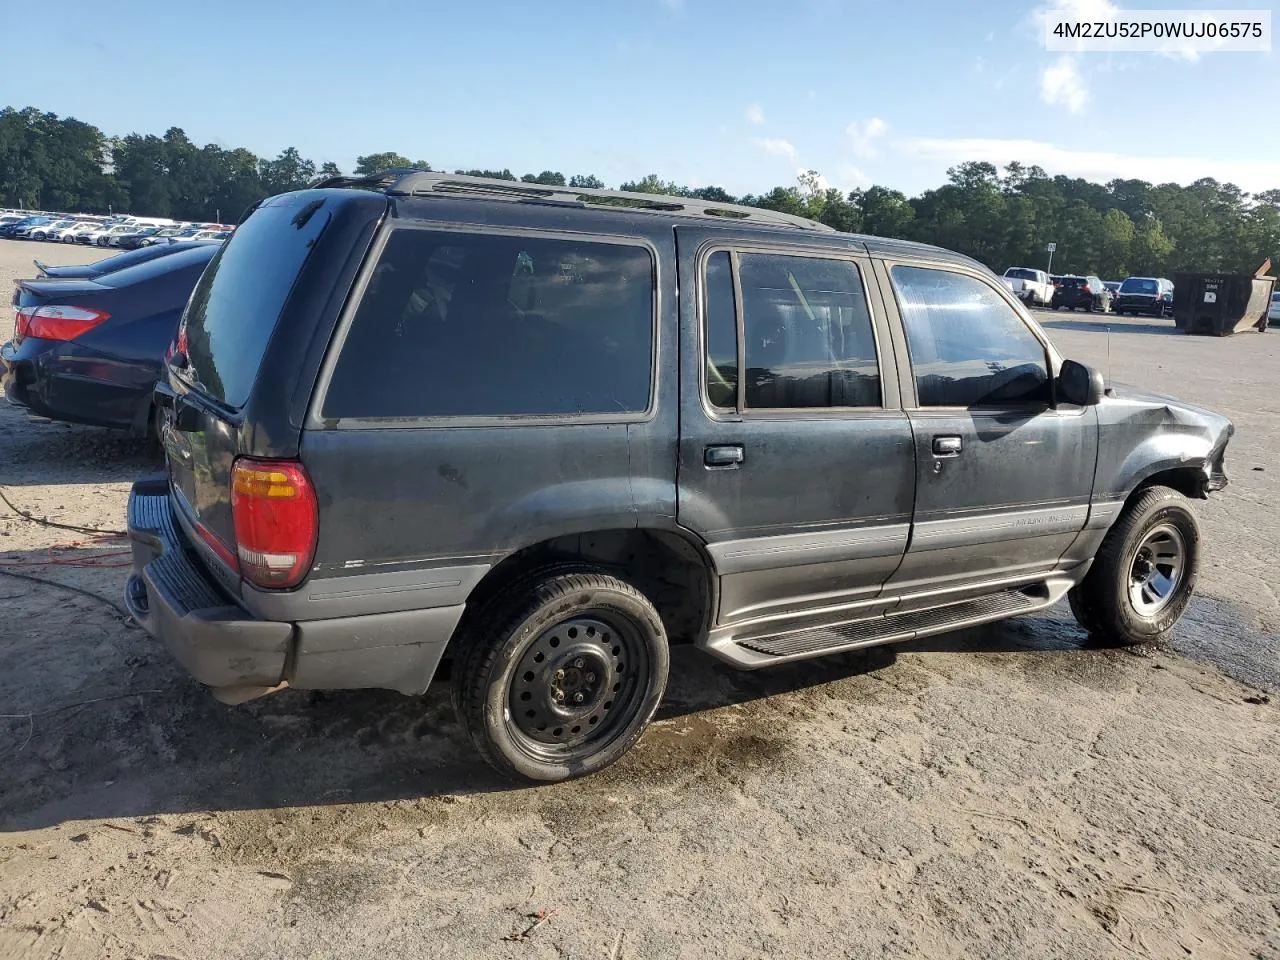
[455,168,517,180]
[1130,217,1176,274]
[521,170,566,185]
[619,173,683,195]
[354,152,429,175]
[856,186,915,239]
[1097,209,1135,278]
[569,174,605,189]
[259,147,316,195]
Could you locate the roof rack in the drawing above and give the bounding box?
[308,168,834,233]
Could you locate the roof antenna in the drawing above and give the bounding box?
[1105,323,1112,388]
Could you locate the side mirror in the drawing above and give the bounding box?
[1058,359,1105,406]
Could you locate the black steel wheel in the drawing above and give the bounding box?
[453,570,669,782]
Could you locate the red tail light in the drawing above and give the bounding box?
[1081,284,1091,294]
[230,458,318,589]
[15,305,109,342]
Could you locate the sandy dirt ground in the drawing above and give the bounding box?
[0,239,1276,960]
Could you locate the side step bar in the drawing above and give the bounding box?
[702,580,1073,669]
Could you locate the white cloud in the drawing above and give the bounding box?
[745,103,765,125]
[899,135,1280,192]
[847,118,888,158]
[1040,55,1088,113]
[797,168,832,192]
[838,163,870,188]
[753,137,798,162]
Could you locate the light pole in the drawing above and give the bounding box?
[1046,241,1057,275]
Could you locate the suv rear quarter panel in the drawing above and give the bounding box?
[275,209,679,623]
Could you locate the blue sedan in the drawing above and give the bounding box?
[1,243,218,435]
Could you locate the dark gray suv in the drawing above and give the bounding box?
[126,172,1233,782]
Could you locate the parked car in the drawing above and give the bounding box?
[124,173,1233,784]
[1002,267,1053,306]
[28,219,78,241]
[172,229,229,243]
[132,227,186,247]
[1267,291,1280,327]
[10,217,54,239]
[67,222,106,244]
[49,220,101,242]
[111,226,163,248]
[1113,277,1174,317]
[1051,275,1111,312]
[96,223,150,246]
[0,217,50,239]
[34,239,219,279]
[1103,280,1122,296]
[1,243,218,435]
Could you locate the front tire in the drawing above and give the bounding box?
[1068,487,1200,644]
[452,570,670,783]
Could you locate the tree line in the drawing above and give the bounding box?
[2,104,1276,278]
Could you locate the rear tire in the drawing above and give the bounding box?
[1068,487,1200,644]
[452,570,669,783]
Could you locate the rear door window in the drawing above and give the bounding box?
[322,228,655,419]
[178,196,331,408]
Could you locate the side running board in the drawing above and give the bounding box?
[703,583,1069,670]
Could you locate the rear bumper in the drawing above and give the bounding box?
[1,337,148,431]
[126,475,293,689]
[126,477,463,697]
[1112,297,1164,315]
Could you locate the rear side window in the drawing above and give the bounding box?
[180,196,331,408]
[323,228,655,419]
[703,251,880,410]
[891,265,1050,408]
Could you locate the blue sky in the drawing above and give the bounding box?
[3,0,1278,195]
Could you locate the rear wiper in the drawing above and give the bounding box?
[291,199,325,230]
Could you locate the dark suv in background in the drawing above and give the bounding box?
[126,172,1233,783]
[1113,276,1174,317]
[1052,275,1111,312]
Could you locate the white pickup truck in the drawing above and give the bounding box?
[1002,267,1053,307]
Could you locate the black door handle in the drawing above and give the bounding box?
[705,444,744,467]
[932,436,962,456]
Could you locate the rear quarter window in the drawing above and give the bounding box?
[322,227,655,419]
[179,196,331,408]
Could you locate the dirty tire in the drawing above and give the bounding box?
[452,570,669,783]
[1068,486,1200,645]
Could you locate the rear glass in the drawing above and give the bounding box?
[1059,277,1083,288]
[323,228,654,419]
[1121,278,1158,294]
[180,196,331,408]
[1005,268,1037,281]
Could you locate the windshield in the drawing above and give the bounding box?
[1004,268,1038,281]
[1120,278,1159,294]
